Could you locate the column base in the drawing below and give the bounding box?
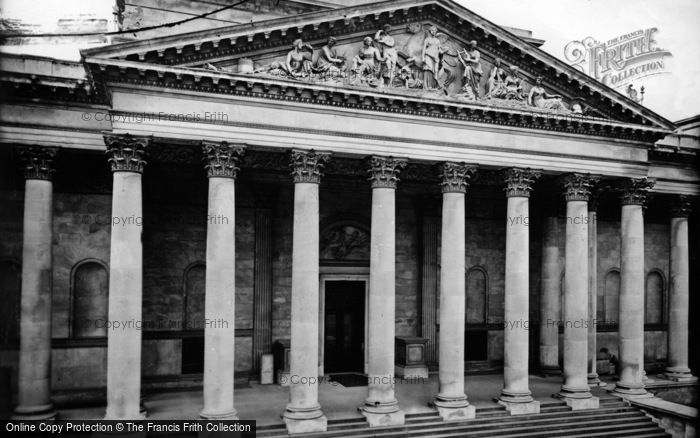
[359,400,405,427]
[587,373,606,387]
[200,408,238,420]
[497,391,540,415]
[611,381,652,399]
[663,368,698,382]
[556,392,599,410]
[283,405,327,434]
[431,396,475,421]
[12,403,57,421]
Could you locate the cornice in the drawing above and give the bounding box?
[84,58,669,143]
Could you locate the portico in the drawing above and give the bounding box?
[0,1,698,435]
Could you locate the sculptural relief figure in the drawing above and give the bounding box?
[398,57,423,89]
[282,39,314,77]
[528,76,567,110]
[503,66,525,101]
[314,36,346,78]
[374,25,398,87]
[352,36,384,85]
[421,25,457,93]
[457,40,483,99]
[486,58,507,98]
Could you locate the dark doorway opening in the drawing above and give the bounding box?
[465,329,488,361]
[324,281,365,373]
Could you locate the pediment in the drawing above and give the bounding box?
[82,0,675,134]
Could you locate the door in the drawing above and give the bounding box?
[323,281,365,373]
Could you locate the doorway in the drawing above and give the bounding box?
[322,280,366,374]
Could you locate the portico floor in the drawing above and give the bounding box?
[55,373,626,426]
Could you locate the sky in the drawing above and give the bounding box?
[456,0,700,122]
[1,0,698,122]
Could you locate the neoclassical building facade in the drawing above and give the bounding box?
[0,0,697,433]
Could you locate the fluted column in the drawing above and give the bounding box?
[434,162,477,421]
[587,192,604,387]
[283,150,330,434]
[12,147,57,421]
[665,196,697,382]
[200,142,245,419]
[613,178,654,398]
[499,168,541,415]
[361,156,407,427]
[103,134,150,420]
[558,174,600,409]
[539,215,562,375]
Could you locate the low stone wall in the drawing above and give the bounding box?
[630,397,697,438]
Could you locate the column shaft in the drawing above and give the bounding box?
[284,150,328,434]
[362,156,406,427]
[14,150,56,420]
[665,198,696,381]
[499,168,540,415]
[201,177,237,418]
[104,134,149,420]
[434,162,476,421]
[105,171,144,419]
[613,177,653,397]
[539,217,561,374]
[587,208,602,386]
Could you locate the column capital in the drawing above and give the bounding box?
[502,168,542,198]
[17,146,57,180]
[290,149,330,184]
[619,178,655,206]
[560,173,601,202]
[439,162,477,193]
[367,156,407,189]
[202,141,245,178]
[671,195,693,218]
[104,133,151,173]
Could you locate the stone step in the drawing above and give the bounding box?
[276,411,648,438]
[255,403,666,438]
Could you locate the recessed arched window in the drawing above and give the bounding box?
[466,267,488,324]
[602,269,620,325]
[182,262,206,374]
[183,262,206,330]
[645,270,665,325]
[0,259,21,346]
[71,259,109,338]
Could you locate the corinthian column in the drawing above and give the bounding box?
[664,196,697,382]
[498,168,541,415]
[613,178,654,398]
[200,142,245,419]
[434,162,477,421]
[283,150,330,434]
[12,147,57,421]
[557,174,600,410]
[103,134,150,420]
[361,156,407,427]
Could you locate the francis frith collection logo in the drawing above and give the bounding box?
[564,28,672,90]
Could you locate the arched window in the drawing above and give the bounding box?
[645,270,665,325]
[602,269,620,325]
[465,266,488,361]
[183,262,206,330]
[0,259,21,346]
[71,260,109,338]
[465,267,488,324]
[182,262,206,374]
